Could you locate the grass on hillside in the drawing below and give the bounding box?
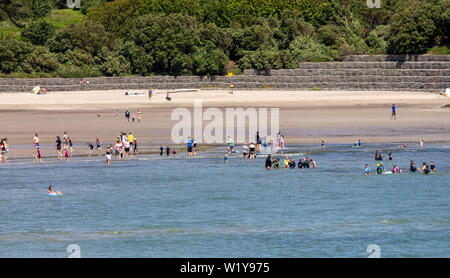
[0,9,84,39]
[428,45,450,55]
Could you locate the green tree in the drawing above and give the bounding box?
[22,21,56,45]
[47,20,114,55]
[388,1,437,54]
[22,46,59,73]
[125,14,205,75]
[0,34,33,73]
[94,47,131,76]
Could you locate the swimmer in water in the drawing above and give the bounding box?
[289,158,296,169]
[273,158,280,169]
[409,160,417,172]
[430,161,436,173]
[310,159,317,168]
[392,165,402,173]
[419,162,430,174]
[265,154,272,170]
[48,186,62,195]
[364,164,371,175]
[376,164,382,175]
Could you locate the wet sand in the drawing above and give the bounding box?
[0,89,449,159]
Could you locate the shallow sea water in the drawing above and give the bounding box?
[0,143,449,257]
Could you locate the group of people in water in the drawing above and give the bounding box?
[364,146,436,175]
[265,155,317,170]
[365,160,436,175]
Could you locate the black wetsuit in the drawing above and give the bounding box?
[160,147,164,156]
[166,147,170,156]
[410,165,417,172]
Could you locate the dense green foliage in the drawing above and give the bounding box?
[0,0,448,77]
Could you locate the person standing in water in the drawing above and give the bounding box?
[56,136,63,160]
[242,143,249,159]
[128,133,134,156]
[364,164,371,175]
[192,140,198,157]
[388,150,392,160]
[420,139,424,148]
[187,137,194,157]
[265,154,272,170]
[321,139,325,148]
[1,138,6,163]
[105,145,112,166]
[166,145,170,156]
[33,133,40,157]
[160,145,164,156]
[391,104,397,120]
[133,138,138,154]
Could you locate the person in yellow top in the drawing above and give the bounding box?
[283,156,289,168]
[128,133,134,156]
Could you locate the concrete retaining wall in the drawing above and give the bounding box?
[1,55,449,92]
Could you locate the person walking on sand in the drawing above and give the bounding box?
[391,104,397,120]
[137,110,142,123]
[148,88,153,100]
[125,109,131,122]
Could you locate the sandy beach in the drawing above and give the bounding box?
[1,89,449,159]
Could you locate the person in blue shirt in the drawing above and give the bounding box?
[391,104,396,120]
[187,137,194,156]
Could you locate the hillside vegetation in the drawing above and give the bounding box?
[0,0,448,78]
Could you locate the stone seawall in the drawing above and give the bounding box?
[1,55,449,92]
